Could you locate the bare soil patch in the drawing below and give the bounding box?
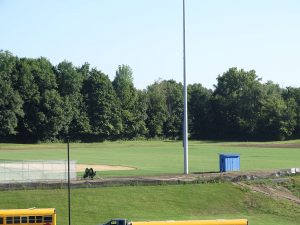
[235,182,300,204]
[234,143,300,148]
[76,164,136,172]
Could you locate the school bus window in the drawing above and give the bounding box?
[44,216,52,223]
[6,217,13,224]
[21,217,28,224]
[0,217,3,224]
[14,216,20,224]
[29,216,35,223]
[36,216,42,223]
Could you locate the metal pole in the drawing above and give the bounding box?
[67,137,71,225]
[183,0,189,175]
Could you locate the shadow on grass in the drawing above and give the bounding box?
[192,171,220,175]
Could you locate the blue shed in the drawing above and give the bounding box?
[219,154,240,172]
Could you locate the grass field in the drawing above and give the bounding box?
[0,181,299,225]
[0,140,300,176]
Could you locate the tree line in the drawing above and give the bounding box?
[1,50,300,142]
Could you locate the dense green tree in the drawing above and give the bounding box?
[161,80,183,139]
[146,81,168,137]
[14,58,43,141]
[37,89,70,140]
[135,90,149,137]
[188,83,212,139]
[55,61,90,139]
[113,65,147,139]
[211,68,264,140]
[0,51,18,84]
[56,61,85,96]
[0,80,23,136]
[0,51,23,136]
[145,80,183,139]
[282,87,300,138]
[83,69,122,140]
[2,50,300,142]
[15,57,68,141]
[257,82,297,140]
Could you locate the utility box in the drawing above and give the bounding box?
[219,154,240,172]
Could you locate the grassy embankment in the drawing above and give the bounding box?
[1,180,300,225]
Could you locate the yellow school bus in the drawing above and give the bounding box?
[103,219,248,225]
[0,208,56,225]
[132,220,248,225]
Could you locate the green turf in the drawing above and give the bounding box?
[0,140,299,176]
[0,183,299,225]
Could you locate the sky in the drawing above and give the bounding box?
[1,0,300,90]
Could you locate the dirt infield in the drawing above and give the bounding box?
[76,164,136,172]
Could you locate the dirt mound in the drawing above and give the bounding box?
[76,164,136,172]
[235,182,300,204]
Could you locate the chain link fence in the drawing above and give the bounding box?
[0,160,76,183]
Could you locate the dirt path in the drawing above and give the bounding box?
[235,182,300,204]
[233,143,300,148]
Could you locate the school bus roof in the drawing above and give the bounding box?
[0,208,55,216]
[131,220,248,225]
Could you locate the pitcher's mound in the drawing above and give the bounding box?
[77,164,136,172]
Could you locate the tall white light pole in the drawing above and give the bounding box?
[67,136,71,225]
[183,0,189,175]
